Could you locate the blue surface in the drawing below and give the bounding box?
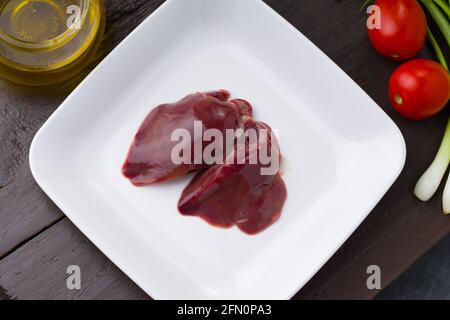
[376,234,450,300]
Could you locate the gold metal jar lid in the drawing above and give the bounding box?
[0,0,105,85]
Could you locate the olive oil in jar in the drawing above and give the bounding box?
[0,0,105,85]
[2,0,69,43]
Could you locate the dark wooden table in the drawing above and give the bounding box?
[1,0,449,300]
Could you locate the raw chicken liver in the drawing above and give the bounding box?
[123,90,287,235]
[122,90,252,185]
[178,117,287,235]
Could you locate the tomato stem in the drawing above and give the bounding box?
[427,27,449,70]
[394,94,403,105]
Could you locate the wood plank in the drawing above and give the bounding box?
[0,0,165,258]
[275,0,450,299]
[0,84,67,258]
[1,0,449,299]
[0,219,148,299]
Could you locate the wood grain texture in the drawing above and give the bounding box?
[0,84,67,259]
[0,0,449,299]
[0,0,165,259]
[0,219,148,300]
[277,0,450,300]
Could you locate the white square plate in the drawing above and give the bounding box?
[30,0,406,299]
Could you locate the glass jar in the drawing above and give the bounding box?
[0,0,105,85]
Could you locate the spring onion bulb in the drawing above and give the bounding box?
[443,170,450,214]
[414,117,450,201]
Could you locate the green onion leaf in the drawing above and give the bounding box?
[433,0,450,19]
[427,28,449,70]
[360,0,374,12]
[421,0,450,48]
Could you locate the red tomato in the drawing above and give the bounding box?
[389,59,450,120]
[368,0,427,60]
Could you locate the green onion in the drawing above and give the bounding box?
[421,0,450,47]
[360,0,374,11]
[415,117,450,202]
[427,28,449,70]
[433,0,450,19]
[418,0,450,213]
[443,167,450,214]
